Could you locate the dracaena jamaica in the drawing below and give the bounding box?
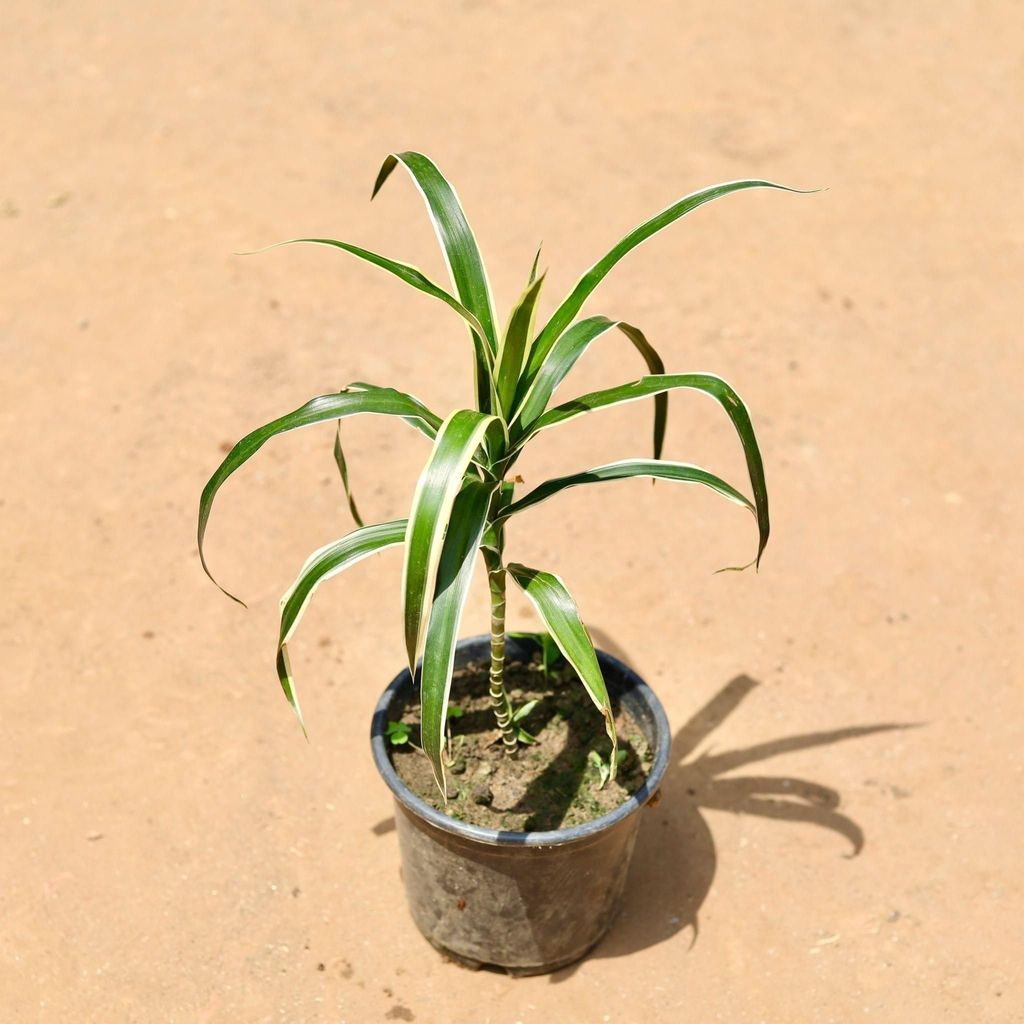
[198,151,809,799]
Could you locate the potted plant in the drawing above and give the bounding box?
[198,152,807,975]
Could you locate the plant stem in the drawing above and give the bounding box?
[483,547,517,754]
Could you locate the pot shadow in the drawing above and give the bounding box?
[547,669,914,982]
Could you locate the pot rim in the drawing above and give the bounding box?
[370,634,672,848]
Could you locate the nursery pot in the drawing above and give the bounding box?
[370,634,671,976]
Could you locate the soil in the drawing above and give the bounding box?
[390,656,652,831]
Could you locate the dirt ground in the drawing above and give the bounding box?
[3,2,1022,1021]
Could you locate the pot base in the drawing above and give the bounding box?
[428,932,606,977]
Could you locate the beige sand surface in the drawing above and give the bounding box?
[2,2,1022,1021]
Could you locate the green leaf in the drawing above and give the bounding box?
[402,410,503,673]
[507,631,564,677]
[506,563,617,775]
[588,749,611,788]
[540,632,561,675]
[527,179,812,377]
[524,372,769,565]
[419,480,492,796]
[276,519,407,735]
[527,242,543,285]
[494,272,546,418]
[502,459,757,568]
[616,324,667,460]
[503,457,753,518]
[373,152,499,353]
[512,316,666,456]
[514,317,614,426]
[243,237,487,337]
[199,385,440,603]
[333,423,364,528]
[479,480,514,558]
[242,238,494,411]
[387,720,411,746]
[511,699,539,723]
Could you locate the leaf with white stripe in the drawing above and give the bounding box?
[276,520,407,734]
[527,242,543,285]
[373,151,499,354]
[512,316,666,456]
[501,459,758,568]
[494,272,545,418]
[199,385,440,603]
[525,179,813,380]
[506,563,617,774]
[248,236,495,412]
[242,237,488,344]
[333,423,364,528]
[525,373,769,565]
[419,481,492,797]
[402,409,503,672]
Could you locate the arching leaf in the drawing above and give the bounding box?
[501,459,757,567]
[512,316,666,456]
[333,423,364,528]
[524,373,769,564]
[373,151,499,354]
[244,236,495,411]
[199,385,441,603]
[276,520,407,734]
[526,180,812,379]
[506,563,617,775]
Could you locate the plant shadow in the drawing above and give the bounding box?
[546,663,914,982]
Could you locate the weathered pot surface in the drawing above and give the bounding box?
[370,634,672,976]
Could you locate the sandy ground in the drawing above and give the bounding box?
[2,2,1023,1021]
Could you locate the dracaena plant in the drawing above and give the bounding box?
[199,151,805,799]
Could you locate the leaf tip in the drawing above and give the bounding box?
[202,560,248,607]
[371,154,399,200]
[430,762,449,805]
[232,239,287,257]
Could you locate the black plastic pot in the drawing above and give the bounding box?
[370,634,671,976]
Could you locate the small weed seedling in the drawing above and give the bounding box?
[386,720,412,747]
[588,749,629,790]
